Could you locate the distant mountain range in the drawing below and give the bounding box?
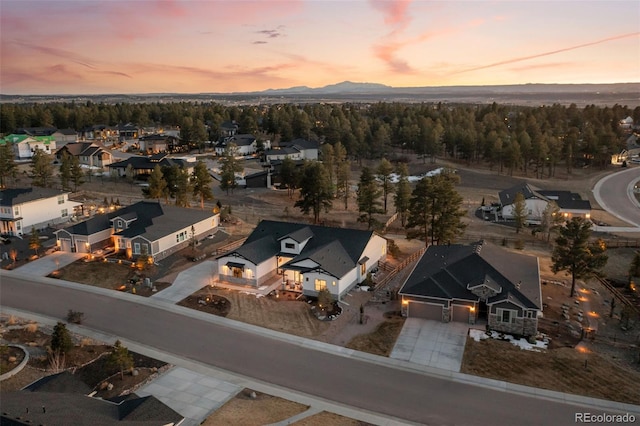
[2,81,639,106]
[245,80,640,96]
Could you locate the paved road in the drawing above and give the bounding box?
[593,166,640,228]
[2,273,635,425]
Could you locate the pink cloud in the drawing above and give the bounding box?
[370,0,413,28]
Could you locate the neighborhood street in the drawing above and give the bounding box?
[2,272,635,426]
[593,166,640,228]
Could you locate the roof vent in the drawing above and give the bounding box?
[515,280,521,289]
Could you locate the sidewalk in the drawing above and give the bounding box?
[151,261,217,303]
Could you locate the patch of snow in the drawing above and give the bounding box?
[469,329,548,352]
[359,286,370,292]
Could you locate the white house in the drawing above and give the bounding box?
[217,220,387,300]
[0,134,57,159]
[499,183,591,224]
[215,134,258,156]
[0,188,80,236]
[55,201,219,260]
[264,138,319,163]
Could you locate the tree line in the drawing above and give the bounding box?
[2,101,637,175]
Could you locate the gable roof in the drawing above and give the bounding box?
[281,138,319,150]
[23,371,91,394]
[108,155,189,171]
[536,190,591,211]
[222,220,376,279]
[1,188,70,207]
[399,241,541,310]
[498,183,543,206]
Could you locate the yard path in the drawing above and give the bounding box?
[152,261,217,304]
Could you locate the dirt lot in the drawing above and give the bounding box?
[202,388,309,426]
[461,338,640,405]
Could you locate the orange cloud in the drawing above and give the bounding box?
[454,32,640,74]
[370,0,413,29]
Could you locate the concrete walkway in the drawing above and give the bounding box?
[390,318,471,371]
[136,367,241,426]
[151,261,217,303]
[13,252,85,276]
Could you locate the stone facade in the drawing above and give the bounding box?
[442,306,451,323]
[488,315,537,337]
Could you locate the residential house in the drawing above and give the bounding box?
[138,134,181,153]
[55,141,113,169]
[0,134,56,159]
[398,241,542,337]
[81,124,119,145]
[108,153,194,178]
[16,127,77,148]
[498,183,591,224]
[217,220,387,300]
[0,187,81,236]
[117,122,140,141]
[2,371,184,425]
[55,200,219,260]
[264,138,319,163]
[219,121,239,138]
[215,134,258,156]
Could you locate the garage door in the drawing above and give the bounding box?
[59,239,72,252]
[408,302,443,321]
[75,239,89,253]
[451,305,470,323]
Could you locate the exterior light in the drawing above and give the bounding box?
[470,306,475,312]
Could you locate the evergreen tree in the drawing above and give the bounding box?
[146,165,168,202]
[29,227,41,255]
[279,157,298,198]
[191,160,213,209]
[356,167,383,230]
[59,152,72,190]
[294,161,333,224]
[336,159,351,210]
[552,217,608,298]
[376,158,394,213]
[406,173,466,246]
[219,143,243,195]
[513,192,527,234]
[70,155,84,191]
[107,340,134,380]
[30,148,54,187]
[0,143,18,188]
[393,163,411,226]
[540,201,562,242]
[174,168,191,207]
[50,322,73,355]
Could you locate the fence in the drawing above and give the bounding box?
[215,238,247,256]
[374,246,426,298]
[596,276,640,316]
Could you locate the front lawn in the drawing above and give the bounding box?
[51,260,137,290]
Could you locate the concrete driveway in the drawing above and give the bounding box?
[390,318,470,371]
[151,260,217,303]
[13,252,85,276]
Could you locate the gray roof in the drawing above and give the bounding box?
[280,226,314,243]
[0,188,70,207]
[58,201,216,243]
[498,183,542,206]
[230,134,256,146]
[399,241,541,310]
[536,190,591,211]
[265,147,299,156]
[108,155,189,171]
[23,371,91,394]
[282,138,319,150]
[222,220,375,279]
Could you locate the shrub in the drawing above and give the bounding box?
[67,310,84,324]
[25,323,38,333]
[387,239,401,259]
[317,288,334,313]
[515,239,525,250]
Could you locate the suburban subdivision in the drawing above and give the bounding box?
[1,98,640,425]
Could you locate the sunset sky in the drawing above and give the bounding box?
[1,0,639,95]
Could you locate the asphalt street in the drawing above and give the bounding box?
[593,166,640,227]
[2,272,635,426]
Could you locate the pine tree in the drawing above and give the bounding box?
[191,160,213,209]
[50,322,73,355]
[146,165,168,202]
[376,158,394,214]
[30,148,54,187]
[279,157,298,198]
[513,192,527,234]
[406,173,466,246]
[70,155,84,191]
[59,152,72,190]
[29,227,41,255]
[107,340,134,380]
[294,161,333,224]
[552,217,608,298]
[356,167,383,230]
[174,168,191,207]
[219,143,243,195]
[393,163,411,226]
[0,143,18,188]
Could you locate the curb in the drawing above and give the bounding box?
[0,344,30,381]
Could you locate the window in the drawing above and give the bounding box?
[134,243,140,254]
[14,207,19,216]
[61,209,68,217]
[58,195,64,204]
[526,311,536,318]
[497,308,516,323]
[315,279,327,291]
[285,242,295,249]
